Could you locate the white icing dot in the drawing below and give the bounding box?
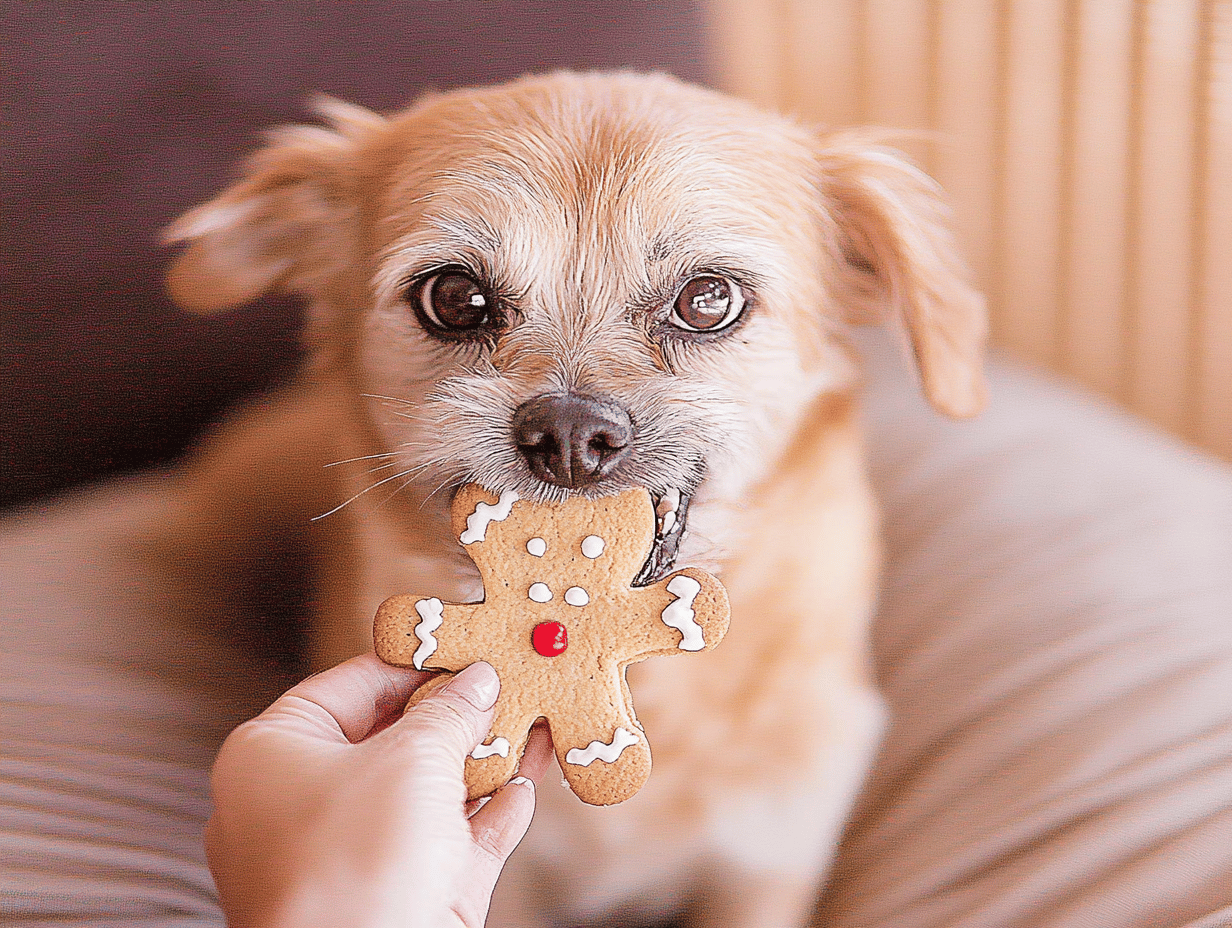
[564,586,589,607]
[528,582,553,603]
[581,535,605,558]
[527,537,547,557]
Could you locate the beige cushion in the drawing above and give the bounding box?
[3,339,1231,926]
[818,335,1232,927]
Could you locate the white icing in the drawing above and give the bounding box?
[662,575,704,651]
[564,586,589,607]
[459,489,520,544]
[565,727,639,766]
[411,598,445,669]
[527,537,547,557]
[529,582,553,603]
[470,737,511,760]
[581,535,605,558]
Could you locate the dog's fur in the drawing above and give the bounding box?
[164,72,985,927]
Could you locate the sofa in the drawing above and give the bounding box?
[4,4,1231,926]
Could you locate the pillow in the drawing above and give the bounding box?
[818,333,1232,927]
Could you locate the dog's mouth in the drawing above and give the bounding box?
[632,487,691,587]
[452,480,692,586]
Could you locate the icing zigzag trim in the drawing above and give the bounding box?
[565,727,639,766]
[471,737,511,760]
[411,598,445,669]
[661,575,704,651]
[460,489,520,544]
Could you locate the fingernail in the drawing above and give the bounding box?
[443,662,500,710]
[509,776,532,789]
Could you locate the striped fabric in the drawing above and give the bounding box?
[0,485,295,926]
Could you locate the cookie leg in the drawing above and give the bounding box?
[549,695,652,806]
[464,695,532,801]
[402,671,452,710]
[404,671,527,801]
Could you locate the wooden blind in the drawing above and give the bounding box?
[709,0,1232,460]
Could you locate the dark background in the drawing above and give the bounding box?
[1,1,713,510]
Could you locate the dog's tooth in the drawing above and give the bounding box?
[659,510,676,536]
[655,488,681,519]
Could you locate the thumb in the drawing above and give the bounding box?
[391,662,501,781]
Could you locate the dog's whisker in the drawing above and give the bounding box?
[324,451,400,468]
[362,396,431,425]
[311,467,415,522]
[420,474,459,511]
[359,459,404,477]
[369,468,424,514]
[360,392,417,407]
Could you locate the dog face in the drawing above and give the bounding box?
[166,72,985,579]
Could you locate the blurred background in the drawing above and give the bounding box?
[3,0,1230,510]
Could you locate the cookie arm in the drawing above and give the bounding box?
[373,595,486,671]
[625,567,731,659]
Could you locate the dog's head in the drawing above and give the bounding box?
[166,72,984,579]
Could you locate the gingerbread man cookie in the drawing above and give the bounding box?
[373,484,729,805]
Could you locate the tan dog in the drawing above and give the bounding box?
[165,71,984,927]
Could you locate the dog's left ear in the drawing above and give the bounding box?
[163,97,385,335]
[816,131,987,418]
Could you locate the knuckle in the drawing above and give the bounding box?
[400,694,480,754]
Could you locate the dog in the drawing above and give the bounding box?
[163,71,985,927]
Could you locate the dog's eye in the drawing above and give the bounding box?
[669,275,745,333]
[413,271,496,334]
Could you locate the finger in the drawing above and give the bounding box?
[387,661,500,769]
[468,776,536,864]
[270,652,432,743]
[517,721,555,783]
[401,672,453,713]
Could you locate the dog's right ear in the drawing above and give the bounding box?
[164,97,384,316]
[815,131,987,419]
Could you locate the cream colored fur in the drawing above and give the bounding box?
[165,72,984,927]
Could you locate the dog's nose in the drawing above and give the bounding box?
[512,393,633,489]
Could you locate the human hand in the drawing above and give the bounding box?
[206,654,553,928]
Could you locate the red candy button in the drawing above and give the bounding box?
[532,621,568,657]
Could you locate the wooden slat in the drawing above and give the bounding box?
[708,0,788,108]
[782,0,862,124]
[930,0,1001,294]
[1128,0,1202,435]
[999,0,1067,369]
[1060,0,1135,401]
[707,0,1232,461]
[860,0,933,167]
[1196,1,1232,459]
